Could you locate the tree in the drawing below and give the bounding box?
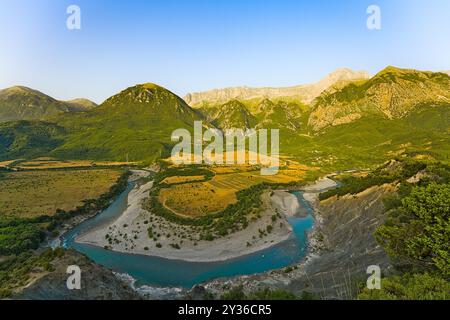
[358,273,449,300]
[376,183,450,276]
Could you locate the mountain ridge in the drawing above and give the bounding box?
[0,67,449,167]
[184,68,370,106]
[0,86,97,122]
[308,66,450,131]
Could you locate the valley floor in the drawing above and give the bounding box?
[76,173,310,262]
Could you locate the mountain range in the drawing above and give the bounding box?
[0,67,449,168]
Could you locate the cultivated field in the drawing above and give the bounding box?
[3,158,136,170]
[0,160,18,168]
[161,175,205,184]
[158,163,311,218]
[0,169,124,218]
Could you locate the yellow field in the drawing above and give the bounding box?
[211,165,256,174]
[161,175,205,185]
[0,169,123,218]
[16,159,95,169]
[7,158,136,170]
[0,160,18,168]
[158,164,310,218]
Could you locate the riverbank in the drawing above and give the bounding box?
[46,169,151,248]
[271,191,302,216]
[76,181,295,262]
[199,181,395,300]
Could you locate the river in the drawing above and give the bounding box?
[61,185,317,288]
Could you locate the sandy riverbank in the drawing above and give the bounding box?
[302,177,337,204]
[76,179,299,262]
[271,191,303,216]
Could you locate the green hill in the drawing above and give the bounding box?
[198,97,307,132]
[283,103,450,170]
[252,98,306,131]
[0,121,65,160]
[51,83,204,162]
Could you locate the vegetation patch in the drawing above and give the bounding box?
[356,159,450,300]
[0,248,66,298]
[220,285,317,300]
[319,159,427,200]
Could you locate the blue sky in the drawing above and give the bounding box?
[1,0,449,103]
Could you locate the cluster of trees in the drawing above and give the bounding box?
[0,217,47,255]
[155,165,215,187]
[358,272,449,300]
[376,182,449,277]
[358,160,449,300]
[219,285,317,300]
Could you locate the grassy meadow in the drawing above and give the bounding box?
[0,169,123,218]
[0,159,130,256]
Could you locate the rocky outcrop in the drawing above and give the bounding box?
[14,250,141,300]
[184,68,370,106]
[288,184,395,298]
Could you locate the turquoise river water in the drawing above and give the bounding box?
[62,184,315,288]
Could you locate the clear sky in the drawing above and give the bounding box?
[1,0,449,103]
